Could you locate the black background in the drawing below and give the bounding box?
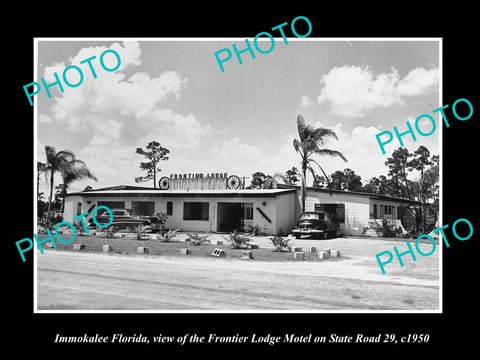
[7,3,478,355]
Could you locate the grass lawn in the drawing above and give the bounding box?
[36,233,339,262]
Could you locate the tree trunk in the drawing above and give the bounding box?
[419,167,424,203]
[153,162,157,189]
[46,171,55,226]
[301,160,307,213]
[61,181,67,213]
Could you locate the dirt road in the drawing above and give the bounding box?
[36,237,439,311]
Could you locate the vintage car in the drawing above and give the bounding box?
[91,208,153,227]
[292,211,340,239]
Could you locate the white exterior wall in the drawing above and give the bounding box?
[63,195,83,223]
[65,192,297,235]
[369,199,404,220]
[163,197,214,232]
[274,193,297,235]
[301,191,370,236]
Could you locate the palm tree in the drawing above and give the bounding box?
[293,115,347,213]
[59,160,98,212]
[44,146,97,225]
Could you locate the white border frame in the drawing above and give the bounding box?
[33,37,443,314]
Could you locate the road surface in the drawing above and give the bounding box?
[36,237,439,311]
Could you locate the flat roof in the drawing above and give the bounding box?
[276,184,423,205]
[67,188,297,198]
[67,184,423,204]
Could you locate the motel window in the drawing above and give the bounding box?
[385,205,393,215]
[397,206,401,220]
[167,201,173,216]
[373,204,378,218]
[183,202,209,221]
[76,202,82,216]
[131,201,155,216]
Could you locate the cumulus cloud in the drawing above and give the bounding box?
[202,124,389,183]
[39,41,210,187]
[44,42,205,141]
[317,65,439,117]
[38,114,53,123]
[210,137,263,173]
[396,66,440,97]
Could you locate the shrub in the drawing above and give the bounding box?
[186,233,211,246]
[134,224,150,240]
[223,230,252,249]
[381,219,403,238]
[156,229,180,242]
[49,213,64,227]
[245,224,267,236]
[151,211,168,227]
[362,219,403,238]
[105,226,118,238]
[72,218,88,234]
[269,235,292,252]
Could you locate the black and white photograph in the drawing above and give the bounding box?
[7,6,478,354]
[33,38,441,312]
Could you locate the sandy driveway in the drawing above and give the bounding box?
[36,236,440,311]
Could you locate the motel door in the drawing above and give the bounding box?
[217,202,244,232]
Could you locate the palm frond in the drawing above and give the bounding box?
[292,138,303,154]
[308,158,333,192]
[296,114,309,142]
[37,162,47,173]
[62,160,98,185]
[307,165,318,186]
[273,172,288,184]
[313,149,348,162]
[311,127,339,145]
[296,116,341,153]
[44,146,57,165]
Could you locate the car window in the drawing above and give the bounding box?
[300,213,320,220]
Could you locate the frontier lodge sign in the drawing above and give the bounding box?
[170,172,229,180]
[159,172,243,190]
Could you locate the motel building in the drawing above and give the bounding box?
[64,173,422,236]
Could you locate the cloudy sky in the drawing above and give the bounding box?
[35,39,440,193]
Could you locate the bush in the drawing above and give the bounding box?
[362,219,403,238]
[186,233,210,246]
[381,219,403,238]
[156,229,180,242]
[134,224,150,240]
[245,224,267,236]
[72,218,88,233]
[223,230,252,249]
[269,235,292,252]
[49,213,64,227]
[151,211,168,226]
[105,226,118,238]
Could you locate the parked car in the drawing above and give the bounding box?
[91,208,152,226]
[292,211,340,239]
